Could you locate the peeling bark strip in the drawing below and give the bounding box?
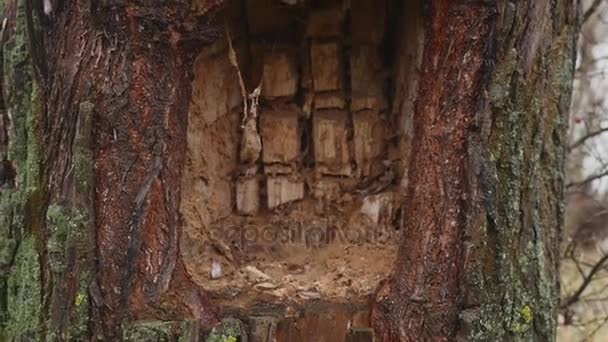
[371,1,494,340]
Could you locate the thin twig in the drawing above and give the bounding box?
[566,169,608,189]
[585,314,608,341]
[569,127,608,151]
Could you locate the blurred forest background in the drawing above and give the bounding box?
[559,0,608,340]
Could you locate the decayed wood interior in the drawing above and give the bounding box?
[179,0,424,318]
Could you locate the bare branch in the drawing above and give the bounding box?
[586,315,608,340]
[562,253,608,309]
[570,127,608,150]
[583,0,606,24]
[567,169,608,189]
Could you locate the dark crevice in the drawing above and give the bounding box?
[0,25,15,190]
[0,158,16,189]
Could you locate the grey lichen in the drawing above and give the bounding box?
[74,101,94,197]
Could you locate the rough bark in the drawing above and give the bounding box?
[2,0,225,340]
[372,1,577,341]
[1,1,44,340]
[41,1,227,339]
[0,0,577,341]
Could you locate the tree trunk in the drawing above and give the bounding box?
[372,1,577,341]
[0,0,577,341]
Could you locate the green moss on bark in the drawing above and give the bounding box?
[459,16,576,342]
[123,320,202,342]
[45,204,92,340]
[0,83,44,341]
[4,236,42,340]
[206,318,245,342]
[0,2,46,340]
[45,100,96,340]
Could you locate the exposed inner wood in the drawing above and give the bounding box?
[178,0,422,311]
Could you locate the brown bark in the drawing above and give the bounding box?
[372,1,494,340]
[39,0,224,338]
[371,0,577,341]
